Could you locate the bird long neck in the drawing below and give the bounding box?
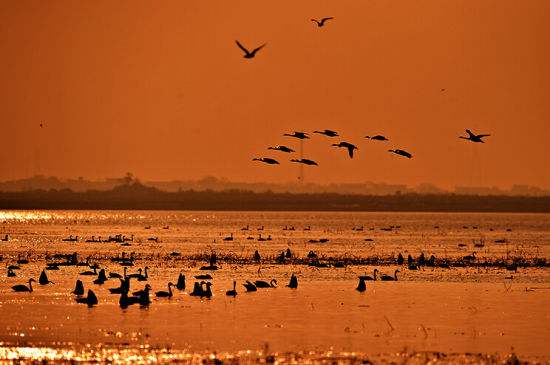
[28,280,33,292]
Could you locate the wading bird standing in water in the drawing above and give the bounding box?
[388,149,412,159]
[252,157,279,165]
[459,129,490,143]
[235,40,266,59]
[332,141,358,158]
[311,17,334,27]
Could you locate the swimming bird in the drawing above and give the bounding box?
[136,267,149,281]
[356,277,367,292]
[189,281,204,296]
[235,40,266,59]
[155,283,175,298]
[39,270,54,285]
[313,129,339,137]
[73,279,84,295]
[283,131,309,139]
[459,129,490,143]
[287,274,298,289]
[76,289,98,307]
[332,141,358,158]
[359,269,378,281]
[243,280,257,292]
[12,278,35,292]
[290,158,318,166]
[254,279,277,288]
[119,291,139,308]
[311,17,333,27]
[268,146,295,153]
[223,233,234,241]
[463,252,477,261]
[226,281,238,297]
[388,149,412,159]
[365,135,389,141]
[7,268,16,277]
[93,269,108,285]
[253,250,261,262]
[127,267,144,279]
[380,269,400,281]
[109,277,131,294]
[397,253,404,265]
[176,273,186,291]
[202,282,213,298]
[253,157,280,165]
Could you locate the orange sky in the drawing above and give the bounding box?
[1,0,549,189]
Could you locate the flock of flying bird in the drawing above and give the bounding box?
[252,128,490,167]
[235,17,491,168]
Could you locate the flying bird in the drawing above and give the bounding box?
[332,141,358,158]
[311,17,334,27]
[268,145,295,153]
[235,40,266,59]
[313,129,339,137]
[290,158,318,166]
[365,135,388,141]
[283,131,309,139]
[459,129,490,143]
[388,149,412,159]
[252,157,279,165]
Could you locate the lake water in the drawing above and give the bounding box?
[0,210,549,363]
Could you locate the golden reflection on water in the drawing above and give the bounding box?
[0,346,529,364]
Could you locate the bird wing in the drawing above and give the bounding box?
[347,145,354,158]
[477,134,490,138]
[466,129,475,138]
[320,17,334,24]
[251,43,266,55]
[235,40,249,54]
[311,18,320,24]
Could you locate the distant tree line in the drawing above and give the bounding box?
[0,182,549,212]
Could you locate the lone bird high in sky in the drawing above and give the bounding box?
[235,40,266,59]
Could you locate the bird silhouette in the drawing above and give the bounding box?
[12,278,35,292]
[311,17,334,27]
[73,279,85,295]
[235,40,266,59]
[313,129,339,137]
[290,158,318,166]
[268,145,295,153]
[155,283,175,298]
[388,149,412,159]
[76,289,98,307]
[39,270,54,285]
[380,269,400,281]
[243,280,257,292]
[365,135,389,141]
[356,277,367,292]
[287,274,298,289]
[332,141,358,158]
[176,273,186,291]
[359,269,378,281]
[226,281,238,297]
[253,157,280,165]
[459,129,490,143]
[254,279,277,288]
[284,131,309,139]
